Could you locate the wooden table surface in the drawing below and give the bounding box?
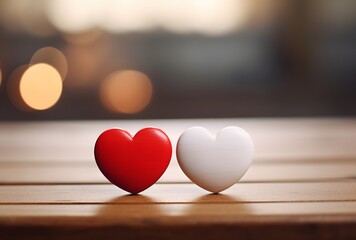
[0,118,355,239]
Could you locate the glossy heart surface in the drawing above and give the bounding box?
[94,127,172,194]
[176,126,253,193]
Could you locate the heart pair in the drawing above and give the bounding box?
[94,126,253,194]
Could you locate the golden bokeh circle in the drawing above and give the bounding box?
[7,65,33,111]
[30,47,68,80]
[20,63,63,110]
[100,70,153,114]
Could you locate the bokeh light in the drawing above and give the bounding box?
[64,35,113,89]
[46,0,250,36]
[19,63,63,110]
[0,0,55,37]
[7,65,33,111]
[30,47,68,80]
[46,0,103,34]
[100,70,153,114]
[157,0,249,35]
[100,0,154,33]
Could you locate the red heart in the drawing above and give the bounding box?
[94,127,172,194]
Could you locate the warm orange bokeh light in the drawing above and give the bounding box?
[100,70,153,114]
[30,47,68,80]
[20,63,63,110]
[7,65,33,111]
[64,35,112,89]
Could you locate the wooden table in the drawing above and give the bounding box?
[0,118,355,239]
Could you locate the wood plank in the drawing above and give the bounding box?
[0,118,355,239]
[0,203,355,240]
[0,202,355,221]
[0,118,355,163]
[243,161,356,182]
[0,160,355,184]
[0,182,355,204]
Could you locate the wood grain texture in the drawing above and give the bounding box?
[0,182,355,204]
[0,118,355,162]
[0,203,355,240]
[0,118,356,239]
[0,160,355,184]
[0,202,355,220]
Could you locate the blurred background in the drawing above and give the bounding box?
[0,0,355,121]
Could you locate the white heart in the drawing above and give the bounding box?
[176,126,254,193]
